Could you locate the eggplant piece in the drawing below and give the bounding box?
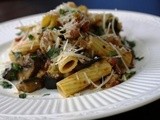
[74,56,101,72]
[2,68,18,81]
[17,77,44,93]
[19,51,47,80]
[43,74,60,89]
[29,51,47,77]
[18,65,34,80]
[3,63,23,81]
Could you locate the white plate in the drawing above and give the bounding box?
[0,10,160,120]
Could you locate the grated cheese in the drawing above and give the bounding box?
[102,12,106,32]
[95,70,114,90]
[106,22,111,35]
[30,41,35,50]
[109,42,130,73]
[122,74,127,81]
[0,79,19,93]
[83,72,99,88]
[55,51,91,65]
[63,39,69,51]
[111,16,116,35]
[55,37,61,48]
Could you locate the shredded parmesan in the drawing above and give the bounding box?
[122,74,127,81]
[96,70,114,90]
[55,51,91,65]
[63,39,69,51]
[111,16,116,35]
[120,46,128,52]
[83,72,99,88]
[30,41,35,50]
[55,37,61,48]
[102,12,106,32]
[106,22,111,35]
[109,42,130,73]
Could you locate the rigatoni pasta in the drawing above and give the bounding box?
[2,2,137,98]
[57,59,112,97]
[88,35,114,56]
[58,56,78,73]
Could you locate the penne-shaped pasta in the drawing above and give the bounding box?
[57,59,112,97]
[88,35,114,56]
[9,40,40,62]
[88,36,133,67]
[41,14,58,28]
[78,5,88,14]
[119,50,133,67]
[58,56,78,73]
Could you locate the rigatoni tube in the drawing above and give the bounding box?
[9,40,39,62]
[57,59,112,97]
[58,56,78,73]
[88,35,114,57]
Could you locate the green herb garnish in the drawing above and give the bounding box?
[59,9,68,15]
[91,26,104,36]
[47,47,60,58]
[12,51,22,60]
[126,40,136,48]
[108,50,118,57]
[135,57,144,61]
[42,93,50,96]
[19,93,27,99]
[0,81,12,89]
[28,34,34,40]
[122,38,136,48]
[11,63,23,72]
[125,71,136,79]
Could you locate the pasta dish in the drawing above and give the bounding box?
[2,2,138,97]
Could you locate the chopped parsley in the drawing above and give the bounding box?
[42,93,50,96]
[108,50,118,57]
[91,26,104,36]
[19,93,27,99]
[47,47,60,58]
[0,81,12,89]
[135,57,144,61]
[12,51,22,60]
[59,9,68,15]
[126,40,136,48]
[28,34,34,40]
[59,8,76,16]
[11,63,23,72]
[125,71,136,79]
[122,38,136,48]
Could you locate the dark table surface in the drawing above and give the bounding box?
[0,0,160,120]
